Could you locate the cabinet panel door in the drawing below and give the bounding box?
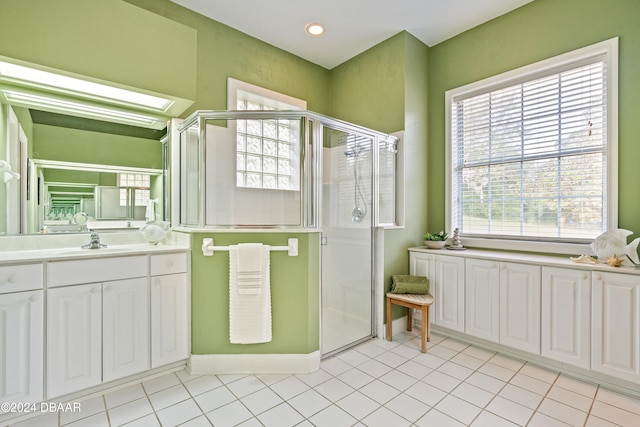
[433,255,465,332]
[151,273,189,367]
[103,278,149,382]
[500,262,541,354]
[465,259,500,342]
[410,253,434,323]
[592,272,640,382]
[47,284,102,398]
[541,267,591,369]
[0,290,43,404]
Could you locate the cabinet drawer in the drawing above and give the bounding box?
[47,256,147,287]
[0,264,43,294]
[150,253,188,276]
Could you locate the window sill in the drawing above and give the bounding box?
[459,236,593,256]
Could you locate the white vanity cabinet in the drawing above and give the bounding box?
[46,255,149,398]
[103,278,149,382]
[464,259,541,354]
[0,263,44,404]
[47,283,102,398]
[541,267,591,369]
[409,252,464,331]
[409,251,434,323]
[499,262,541,354]
[150,253,189,367]
[465,259,500,343]
[433,255,465,332]
[410,247,640,392]
[592,271,640,382]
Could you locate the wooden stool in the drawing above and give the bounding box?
[386,293,433,352]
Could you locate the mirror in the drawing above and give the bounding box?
[1,106,167,235]
[33,158,164,234]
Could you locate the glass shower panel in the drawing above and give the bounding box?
[378,137,398,226]
[179,121,200,226]
[321,127,373,355]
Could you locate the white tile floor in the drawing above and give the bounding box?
[8,331,640,427]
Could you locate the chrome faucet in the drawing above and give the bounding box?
[81,230,107,249]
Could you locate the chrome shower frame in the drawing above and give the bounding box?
[176,110,398,353]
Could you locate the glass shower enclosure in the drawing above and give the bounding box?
[177,111,398,356]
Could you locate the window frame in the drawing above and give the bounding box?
[118,173,151,207]
[445,38,618,254]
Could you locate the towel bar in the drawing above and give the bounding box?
[201,238,298,257]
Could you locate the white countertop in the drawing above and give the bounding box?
[0,244,190,264]
[0,231,190,264]
[409,246,640,276]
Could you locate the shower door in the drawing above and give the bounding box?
[321,127,374,356]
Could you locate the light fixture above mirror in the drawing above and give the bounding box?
[0,58,191,130]
[0,60,174,111]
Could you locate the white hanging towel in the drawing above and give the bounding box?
[145,199,156,221]
[229,243,272,344]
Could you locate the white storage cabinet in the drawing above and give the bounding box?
[541,267,591,369]
[150,253,189,367]
[47,255,148,398]
[0,264,44,404]
[410,252,464,332]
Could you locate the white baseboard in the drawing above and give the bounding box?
[384,315,413,339]
[187,351,321,375]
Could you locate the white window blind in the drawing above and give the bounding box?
[449,43,616,244]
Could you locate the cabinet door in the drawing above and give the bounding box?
[541,267,591,369]
[103,278,149,382]
[592,272,640,382]
[151,273,189,367]
[500,262,541,354]
[433,255,465,332]
[410,252,434,323]
[0,290,43,404]
[47,284,102,398]
[465,259,500,342]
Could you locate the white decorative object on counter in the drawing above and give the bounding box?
[570,254,597,264]
[139,221,171,245]
[590,229,640,265]
[447,227,466,250]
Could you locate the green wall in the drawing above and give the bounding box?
[33,124,162,169]
[0,0,197,102]
[190,233,320,354]
[330,33,406,133]
[427,0,640,235]
[123,0,332,117]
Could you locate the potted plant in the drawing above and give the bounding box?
[424,230,448,249]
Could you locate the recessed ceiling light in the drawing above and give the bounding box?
[305,23,325,36]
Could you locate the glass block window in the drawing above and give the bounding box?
[234,88,303,191]
[118,173,150,206]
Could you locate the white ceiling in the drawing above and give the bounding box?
[171,0,534,69]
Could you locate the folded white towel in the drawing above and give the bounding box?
[229,245,272,344]
[237,243,263,295]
